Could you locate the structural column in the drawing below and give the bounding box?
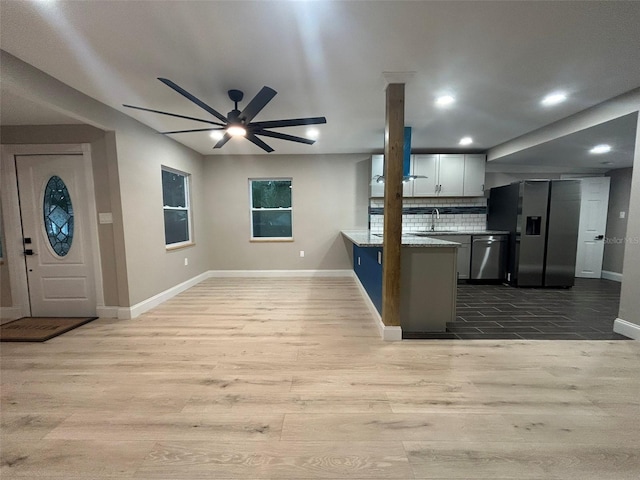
[381,83,405,327]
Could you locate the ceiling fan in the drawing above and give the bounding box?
[123,78,327,153]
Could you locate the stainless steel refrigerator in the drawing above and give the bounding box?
[487,180,581,287]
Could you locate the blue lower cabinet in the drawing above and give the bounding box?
[353,244,383,314]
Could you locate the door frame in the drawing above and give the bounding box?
[1,144,104,319]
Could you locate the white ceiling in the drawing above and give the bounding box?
[1,0,639,167]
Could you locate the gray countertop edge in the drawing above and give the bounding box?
[341,230,461,248]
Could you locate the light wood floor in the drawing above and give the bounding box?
[2,277,639,479]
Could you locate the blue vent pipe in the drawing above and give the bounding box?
[403,127,411,177]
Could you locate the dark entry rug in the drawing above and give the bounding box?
[0,317,98,342]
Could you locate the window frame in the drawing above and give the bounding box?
[161,166,193,250]
[249,178,293,242]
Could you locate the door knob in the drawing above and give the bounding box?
[24,249,36,256]
[594,235,604,240]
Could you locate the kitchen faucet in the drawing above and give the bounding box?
[431,208,440,231]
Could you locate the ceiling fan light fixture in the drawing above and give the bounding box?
[227,125,247,137]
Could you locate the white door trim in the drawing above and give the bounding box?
[0,144,104,317]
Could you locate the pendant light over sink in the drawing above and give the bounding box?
[372,127,427,184]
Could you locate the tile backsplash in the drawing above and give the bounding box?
[370,197,487,233]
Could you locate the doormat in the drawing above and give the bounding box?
[0,317,98,342]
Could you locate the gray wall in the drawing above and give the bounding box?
[603,168,632,274]
[204,153,370,270]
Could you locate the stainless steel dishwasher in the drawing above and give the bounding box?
[471,235,507,280]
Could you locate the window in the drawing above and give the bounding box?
[250,179,293,240]
[162,167,192,247]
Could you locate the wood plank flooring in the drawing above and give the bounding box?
[2,277,639,479]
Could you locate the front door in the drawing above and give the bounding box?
[575,177,611,278]
[16,154,97,317]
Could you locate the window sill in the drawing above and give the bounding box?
[166,241,195,252]
[250,238,294,243]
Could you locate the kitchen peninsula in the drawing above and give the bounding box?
[342,230,459,340]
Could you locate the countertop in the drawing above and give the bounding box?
[341,230,461,248]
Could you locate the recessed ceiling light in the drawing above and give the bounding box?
[209,131,224,141]
[541,92,567,106]
[306,128,319,140]
[459,137,473,146]
[435,94,456,108]
[590,144,612,154]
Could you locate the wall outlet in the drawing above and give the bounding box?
[620,211,626,219]
[184,258,188,266]
[299,250,305,257]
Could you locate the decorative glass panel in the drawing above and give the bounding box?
[43,176,74,257]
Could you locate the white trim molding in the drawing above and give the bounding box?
[601,270,623,282]
[352,273,402,342]
[96,306,120,319]
[613,318,640,340]
[119,271,210,319]
[208,269,353,278]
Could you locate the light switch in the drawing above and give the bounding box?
[620,211,626,219]
[98,212,113,224]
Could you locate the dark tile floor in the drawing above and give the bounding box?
[405,278,629,340]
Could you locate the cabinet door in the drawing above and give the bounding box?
[412,154,439,196]
[437,154,465,196]
[463,154,486,197]
[403,155,414,197]
[370,154,384,197]
[444,235,471,280]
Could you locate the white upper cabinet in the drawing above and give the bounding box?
[370,154,385,197]
[436,154,465,196]
[463,154,486,197]
[370,154,414,197]
[411,154,438,196]
[370,153,485,198]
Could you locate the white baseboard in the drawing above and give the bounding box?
[352,273,402,342]
[208,269,353,278]
[119,271,211,319]
[0,307,23,324]
[613,318,640,340]
[601,270,623,282]
[96,306,119,318]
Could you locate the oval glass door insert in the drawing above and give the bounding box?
[43,175,74,257]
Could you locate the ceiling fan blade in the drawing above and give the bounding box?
[159,127,225,134]
[123,104,226,126]
[238,86,277,124]
[245,132,274,153]
[250,116,327,129]
[255,129,315,145]
[158,77,229,123]
[213,132,232,149]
